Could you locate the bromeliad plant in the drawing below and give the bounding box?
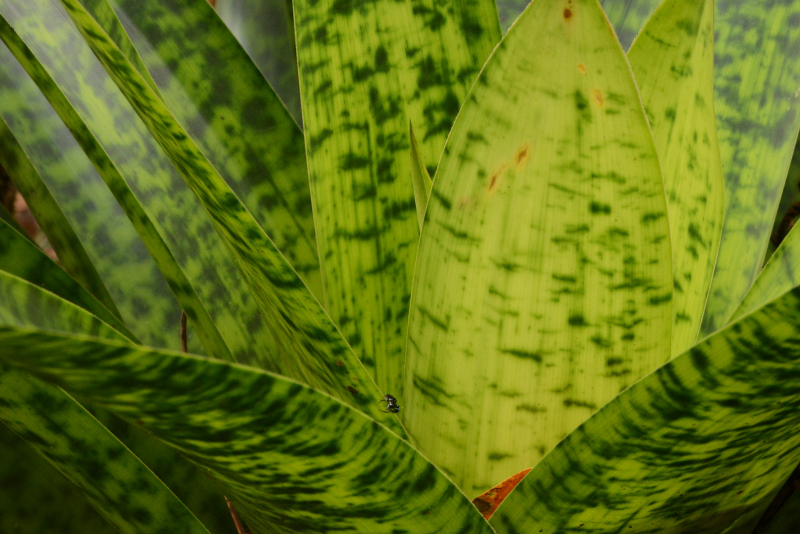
[0,0,799,532]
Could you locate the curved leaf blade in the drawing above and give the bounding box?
[0,328,495,534]
[491,282,800,532]
[52,0,405,433]
[700,0,800,334]
[628,0,724,356]
[294,0,502,393]
[404,0,672,494]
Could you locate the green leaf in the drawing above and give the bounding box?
[698,0,800,335]
[403,0,672,494]
[491,283,800,533]
[0,105,121,320]
[90,0,323,300]
[731,222,800,321]
[0,268,212,534]
[600,0,661,49]
[0,217,137,340]
[627,0,724,357]
[215,0,302,125]
[294,0,502,393]
[0,328,494,534]
[50,0,406,433]
[763,486,800,534]
[0,422,115,533]
[0,14,224,356]
[409,122,432,232]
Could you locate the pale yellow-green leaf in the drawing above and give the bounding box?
[403,0,672,494]
[410,122,433,232]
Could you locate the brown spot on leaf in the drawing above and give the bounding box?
[336,360,344,366]
[592,89,604,107]
[487,163,509,195]
[346,386,359,395]
[516,142,530,170]
[563,8,572,19]
[472,468,532,519]
[577,64,586,75]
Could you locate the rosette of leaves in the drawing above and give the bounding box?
[0,0,799,532]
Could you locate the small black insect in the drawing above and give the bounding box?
[379,394,400,413]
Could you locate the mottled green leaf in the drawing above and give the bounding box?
[600,0,660,49]
[0,269,211,533]
[698,0,800,335]
[0,105,121,319]
[404,0,672,494]
[409,122,432,232]
[731,222,800,322]
[294,0,501,393]
[628,0,724,356]
[491,282,800,533]
[0,11,228,357]
[0,422,114,534]
[0,216,136,340]
[51,0,405,433]
[88,0,322,299]
[0,328,494,534]
[215,0,302,125]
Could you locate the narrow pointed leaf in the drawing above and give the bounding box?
[0,271,211,534]
[0,107,121,319]
[732,222,800,321]
[628,0,724,356]
[294,0,501,393]
[214,0,302,125]
[0,329,495,534]
[51,0,405,433]
[0,13,232,359]
[91,0,322,299]
[409,122,432,232]
[404,0,672,494]
[0,422,115,533]
[0,217,136,340]
[699,0,800,334]
[491,283,800,533]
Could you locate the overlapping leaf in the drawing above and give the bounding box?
[491,278,800,533]
[628,0,723,356]
[697,0,800,334]
[294,0,502,393]
[89,0,322,299]
[214,0,302,124]
[403,0,672,494]
[46,0,405,433]
[0,328,494,534]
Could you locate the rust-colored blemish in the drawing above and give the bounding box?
[577,63,587,75]
[592,89,604,107]
[336,360,344,366]
[457,196,472,208]
[346,385,359,395]
[471,468,532,519]
[487,163,509,195]
[563,7,572,19]
[515,142,530,170]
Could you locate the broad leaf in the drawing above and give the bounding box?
[90,0,322,299]
[404,0,672,494]
[50,0,405,433]
[294,0,502,393]
[628,0,724,356]
[491,280,800,533]
[0,328,494,534]
[214,0,302,125]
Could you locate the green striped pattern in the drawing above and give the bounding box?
[492,276,800,533]
[0,328,493,534]
[51,0,406,433]
[628,0,724,357]
[93,0,322,299]
[404,0,672,494]
[409,123,432,232]
[294,0,501,393]
[700,0,800,334]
